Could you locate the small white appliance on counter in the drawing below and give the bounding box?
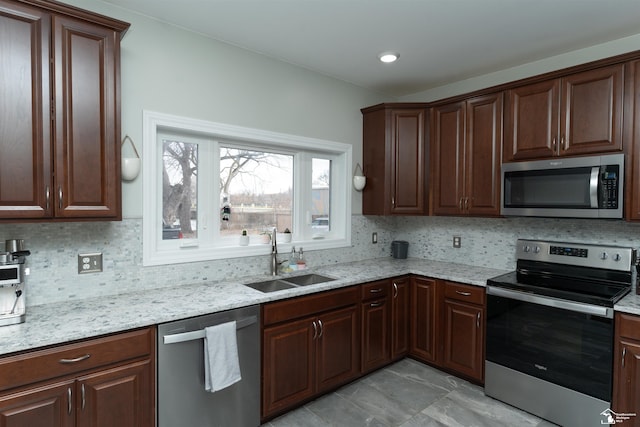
[0,239,30,326]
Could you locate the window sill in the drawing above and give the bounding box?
[143,237,351,267]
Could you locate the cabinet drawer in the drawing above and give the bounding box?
[263,287,358,326]
[0,327,153,392]
[444,281,484,305]
[361,280,390,301]
[616,313,640,341]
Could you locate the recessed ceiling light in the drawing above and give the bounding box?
[378,52,399,63]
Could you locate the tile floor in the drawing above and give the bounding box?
[264,358,558,427]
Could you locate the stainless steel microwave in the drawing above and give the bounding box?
[501,153,624,219]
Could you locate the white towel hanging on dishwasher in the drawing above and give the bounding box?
[204,321,242,392]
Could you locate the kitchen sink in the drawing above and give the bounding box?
[245,273,335,293]
[283,273,335,286]
[244,279,295,293]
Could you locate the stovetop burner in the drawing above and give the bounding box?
[488,239,637,307]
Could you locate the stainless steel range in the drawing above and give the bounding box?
[0,239,30,326]
[485,239,636,427]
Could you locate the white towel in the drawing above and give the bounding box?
[204,321,242,392]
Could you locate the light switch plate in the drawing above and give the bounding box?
[78,253,103,274]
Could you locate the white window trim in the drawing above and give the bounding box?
[142,110,352,267]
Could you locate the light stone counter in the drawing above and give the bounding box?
[0,257,508,356]
[614,291,640,316]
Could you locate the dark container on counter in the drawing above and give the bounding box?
[391,240,408,259]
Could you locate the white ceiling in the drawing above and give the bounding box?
[102,0,640,97]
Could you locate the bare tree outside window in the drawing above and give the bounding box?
[220,147,293,236]
[162,140,197,239]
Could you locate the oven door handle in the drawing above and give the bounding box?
[487,286,613,319]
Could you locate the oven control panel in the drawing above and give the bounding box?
[517,239,635,271]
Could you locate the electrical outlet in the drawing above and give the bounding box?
[453,236,461,248]
[372,232,378,244]
[78,253,103,274]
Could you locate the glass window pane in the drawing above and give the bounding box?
[162,139,198,240]
[312,158,330,232]
[219,147,293,237]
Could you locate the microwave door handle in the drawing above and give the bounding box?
[590,167,599,208]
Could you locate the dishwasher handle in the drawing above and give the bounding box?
[162,315,257,345]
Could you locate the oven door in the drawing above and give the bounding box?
[486,286,614,401]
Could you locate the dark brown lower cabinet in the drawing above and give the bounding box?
[410,277,440,364]
[0,328,154,427]
[261,287,360,421]
[410,278,485,384]
[613,313,640,426]
[442,281,485,383]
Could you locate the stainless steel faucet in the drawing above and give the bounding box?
[270,228,279,275]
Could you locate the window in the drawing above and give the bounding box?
[143,111,352,266]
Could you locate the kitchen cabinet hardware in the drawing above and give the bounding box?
[477,312,480,328]
[370,302,383,307]
[393,282,398,298]
[312,321,318,339]
[45,186,50,211]
[317,319,323,338]
[68,387,72,415]
[456,290,472,296]
[81,383,86,410]
[622,346,626,367]
[59,354,91,364]
[369,288,383,293]
[58,187,63,210]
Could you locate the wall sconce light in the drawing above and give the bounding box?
[121,135,141,181]
[353,163,366,191]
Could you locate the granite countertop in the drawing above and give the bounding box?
[0,257,507,356]
[2,256,639,357]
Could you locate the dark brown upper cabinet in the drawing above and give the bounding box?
[361,104,428,215]
[504,64,624,162]
[431,93,503,216]
[0,0,129,221]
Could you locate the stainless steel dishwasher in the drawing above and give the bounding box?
[157,304,260,427]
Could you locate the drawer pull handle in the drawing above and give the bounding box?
[312,321,318,339]
[369,288,383,293]
[393,283,398,298]
[623,346,627,368]
[370,302,382,307]
[59,354,91,364]
[67,387,72,415]
[455,291,472,297]
[317,319,323,338]
[476,312,481,328]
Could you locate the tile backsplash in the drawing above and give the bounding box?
[1,215,639,306]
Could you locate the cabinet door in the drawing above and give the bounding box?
[442,299,484,383]
[0,380,74,427]
[613,337,640,426]
[361,297,390,373]
[465,93,503,216]
[76,360,153,427]
[431,102,465,215]
[262,317,315,418]
[0,1,52,219]
[627,60,640,221]
[561,64,624,156]
[504,79,559,161]
[316,306,359,393]
[52,15,120,219]
[391,277,410,359]
[410,277,440,364]
[390,109,426,214]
